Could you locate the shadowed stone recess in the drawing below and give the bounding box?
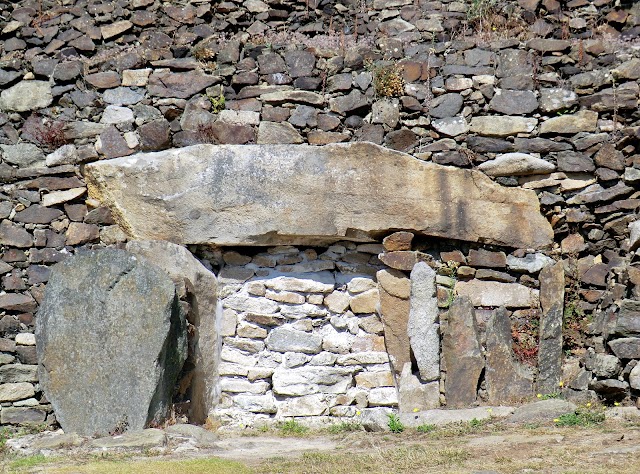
[36,249,187,436]
[537,262,564,394]
[85,143,553,249]
[442,296,484,408]
[485,307,534,404]
[126,240,219,424]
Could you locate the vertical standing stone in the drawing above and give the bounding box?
[537,262,564,394]
[485,307,534,403]
[442,296,484,407]
[397,362,439,412]
[377,286,411,377]
[126,240,219,424]
[407,262,440,382]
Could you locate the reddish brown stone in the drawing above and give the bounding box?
[14,205,63,225]
[561,233,587,254]
[138,120,171,150]
[378,286,411,376]
[379,251,417,271]
[307,131,349,145]
[0,338,16,352]
[23,176,85,190]
[99,126,133,159]
[581,263,609,287]
[468,249,507,268]
[0,293,37,312]
[440,250,466,264]
[84,72,121,89]
[382,231,414,252]
[65,222,100,246]
[594,144,625,171]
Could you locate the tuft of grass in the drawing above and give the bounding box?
[328,421,362,434]
[554,409,605,427]
[9,454,49,470]
[277,419,309,436]
[416,423,436,433]
[387,414,404,433]
[48,457,251,474]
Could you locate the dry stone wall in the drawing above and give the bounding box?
[0,0,639,429]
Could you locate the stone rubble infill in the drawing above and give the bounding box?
[0,0,639,431]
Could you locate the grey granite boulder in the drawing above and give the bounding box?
[36,249,187,436]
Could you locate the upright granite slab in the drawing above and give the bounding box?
[408,262,440,383]
[485,307,534,404]
[126,240,219,424]
[85,143,553,249]
[537,262,564,394]
[442,296,484,407]
[36,249,187,436]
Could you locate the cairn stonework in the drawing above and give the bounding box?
[0,0,639,430]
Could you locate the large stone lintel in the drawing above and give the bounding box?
[85,143,553,249]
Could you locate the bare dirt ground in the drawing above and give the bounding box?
[7,419,640,474]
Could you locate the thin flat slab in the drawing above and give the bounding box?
[85,143,553,249]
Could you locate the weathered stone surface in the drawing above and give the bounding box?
[0,382,35,402]
[0,365,38,383]
[266,327,322,354]
[91,428,166,450]
[507,399,577,424]
[382,231,414,251]
[610,300,640,337]
[257,122,304,144]
[537,262,564,394]
[85,143,553,249]
[1,144,45,168]
[478,153,555,177]
[628,220,640,251]
[148,71,218,99]
[378,286,411,377]
[0,220,32,248]
[507,253,554,273]
[489,89,538,115]
[540,110,598,134]
[0,81,53,112]
[272,366,353,396]
[455,280,539,308]
[443,296,484,408]
[539,88,578,113]
[36,249,187,436]
[126,240,219,424]
[398,363,439,412]
[376,269,410,299]
[485,307,534,403]
[0,407,46,425]
[609,337,640,359]
[470,116,537,136]
[400,406,515,428]
[408,262,439,383]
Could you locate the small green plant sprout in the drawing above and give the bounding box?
[278,418,309,436]
[207,91,226,113]
[468,417,484,429]
[387,413,404,433]
[536,392,562,400]
[365,60,405,98]
[328,421,362,434]
[553,408,604,427]
[416,423,436,433]
[439,260,460,278]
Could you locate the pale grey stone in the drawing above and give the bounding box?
[272,366,354,396]
[539,88,578,113]
[470,116,537,136]
[408,262,439,382]
[432,116,469,137]
[478,153,555,177]
[101,105,135,125]
[46,144,81,166]
[278,394,327,416]
[506,253,555,273]
[0,81,53,111]
[0,382,35,402]
[400,406,515,428]
[455,280,539,308]
[630,220,640,251]
[266,327,322,354]
[398,363,439,412]
[368,387,399,406]
[507,399,577,424]
[90,429,165,450]
[1,144,44,168]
